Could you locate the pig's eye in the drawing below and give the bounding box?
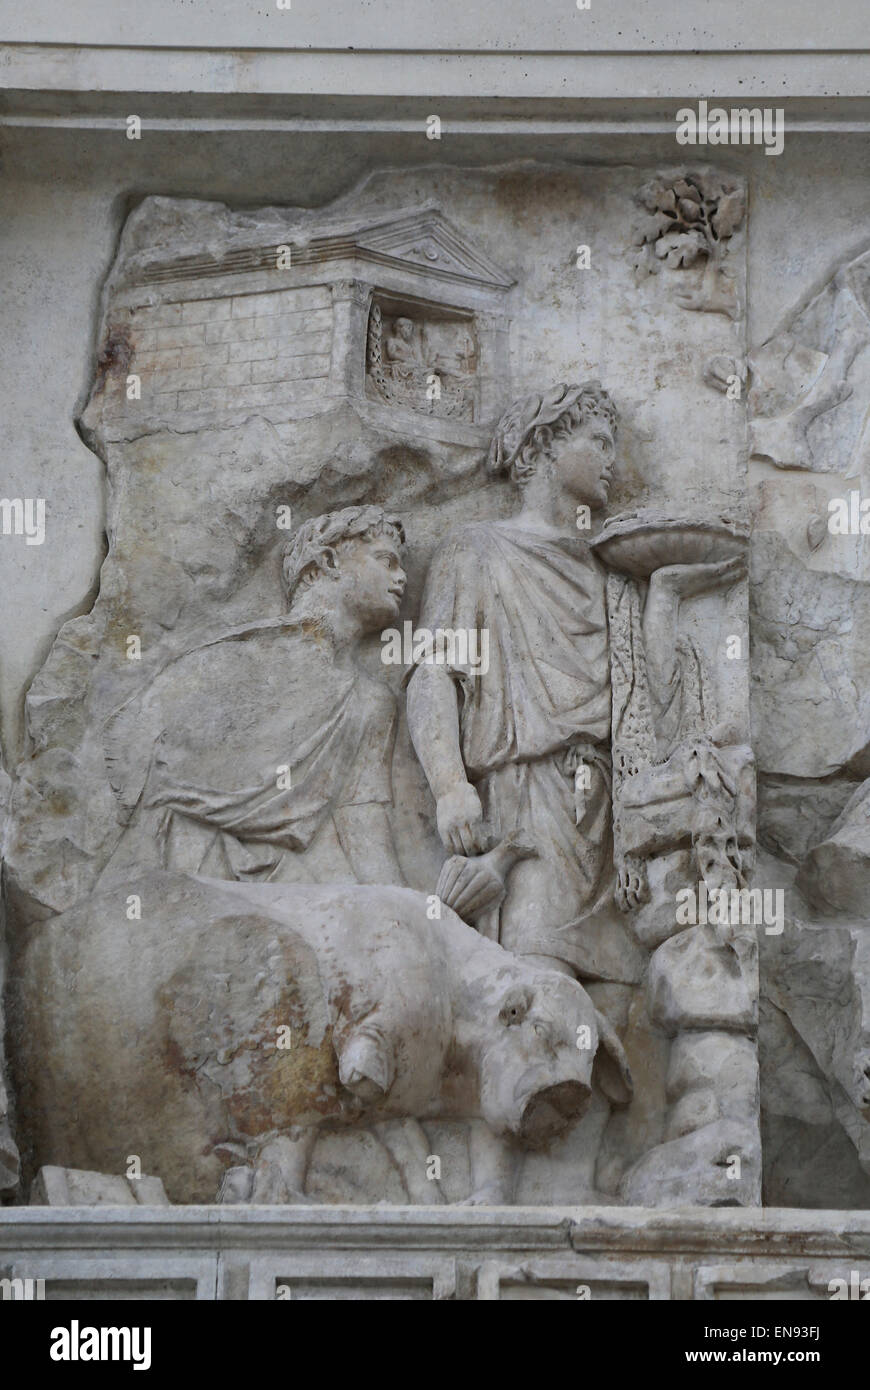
[498,986,532,1026]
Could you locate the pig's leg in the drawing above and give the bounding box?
[461,1120,517,1205]
[218,1166,255,1204]
[220,1130,318,1204]
[251,1132,319,1203]
[371,1119,446,1203]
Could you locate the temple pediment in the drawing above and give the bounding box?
[135,204,515,295]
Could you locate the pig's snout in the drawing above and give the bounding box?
[516,1078,591,1149]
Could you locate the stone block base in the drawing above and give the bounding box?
[2,1206,869,1300]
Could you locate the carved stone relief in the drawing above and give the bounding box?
[749,249,870,478]
[367,300,479,420]
[740,230,870,1205]
[3,161,819,1215]
[631,169,746,319]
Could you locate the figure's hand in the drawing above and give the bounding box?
[436,781,488,855]
[652,553,746,601]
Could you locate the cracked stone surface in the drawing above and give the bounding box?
[1,150,870,1227]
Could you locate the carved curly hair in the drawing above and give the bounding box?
[282,505,405,606]
[488,381,618,486]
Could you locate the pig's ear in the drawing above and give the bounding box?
[592,1009,633,1108]
[498,985,533,1027]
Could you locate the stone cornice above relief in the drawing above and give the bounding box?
[6,48,870,113]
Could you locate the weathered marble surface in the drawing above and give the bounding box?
[10,873,614,1204]
[0,166,758,1213]
[3,1204,870,1300]
[1,151,869,1220]
[29,1167,169,1207]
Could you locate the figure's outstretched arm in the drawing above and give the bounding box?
[642,555,745,714]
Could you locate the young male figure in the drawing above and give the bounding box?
[406,381,640,1201]
[99,505,407,889]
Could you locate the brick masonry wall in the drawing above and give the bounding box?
[110,285,333,418]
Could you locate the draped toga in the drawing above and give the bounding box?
[102,618,397,882]
[411,521,642,982]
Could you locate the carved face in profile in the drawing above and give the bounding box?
[334,533,407,632]
[547,415,616,510]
